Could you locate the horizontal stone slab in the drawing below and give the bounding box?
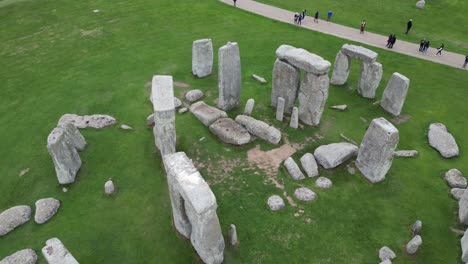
[283,48,331,75]
[341,44,378,62]
[209,118,251,145]
[190,101,228,127]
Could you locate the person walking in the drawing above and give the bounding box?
[314,10,319,23]
[389,34,396,48]
[405,19,413,34]
[327,10,333,22]
[298,13,303,25]
[435,43,444,56]
[360,20,366,34]
[386,34,392,48]
[463,55,468,68]
[233,0,237,7]
[423,40,430,54]
[302,9,307,20]
[419,39,426,52]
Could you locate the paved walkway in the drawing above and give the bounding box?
[221,0,467,70]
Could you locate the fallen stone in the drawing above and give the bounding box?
[59,122,87,151]
[120,124,133,130]
[228,224,238,246]
[243,98,255,116]
[271,59,300,114]
[34,198,60,224]
[209,118,251,145]
[341,44,378,63]
[315,177,333,188]
[252,74,267,84]
[267,195,285,211]
[146,114,155,126]
[192,38,213,78]
[47,127,82,184]
[298,71,329,126]
[0,205,31,236]
[283,48,331,75]
[58,114,116,129]
[300,153,318,178]
[218,42,241,111]
[275,44,295,60]
[276,97,285,122]
[379,246,396,261]
[416,0,425,9]
[462,228,468,262]
[412,220,422,235]
[0,249,37,264]
[330,50,351,85]
[405,235,422,254]
[380,72,410,116]
[178,108,188,114]
[290,107,299,129]
[41,238,79,264]
[313,142,358,169]
[235,115,281,144]
[428,123,459,158]
[444,169,467,188]
[294,187,317,202]
[104,179,115,195]
[394,150,418,158]
[284,157,305,180]
[185,89,204,103]
[190,101,228,127]
[451,188,465,200]
[330,105,347,111]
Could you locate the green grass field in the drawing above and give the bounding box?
[1,0,468,263]
[258,0,468,54]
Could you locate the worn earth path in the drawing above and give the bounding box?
[220,0,467,71]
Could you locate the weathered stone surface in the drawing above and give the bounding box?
[185,89,204,103]
[313,142,358,169]
[235,115,281,144]
[444,169,467,188]
[34,198,60,224]
[300,153,318,178]
[209,118,251,145]
[192,38,213,78]
[298,72,329,126]
[41,238,79,264]
[228,224,238,246]
[290,107,299,129]
[163,152,224,264]
[283,48,331,75]
[59,122,86,151]
[179,108,188,114]
[47,127,82,184]
[330,50,351,85]
[218,42,241,111]
[120,124,133,130]
[0,205,31,236]
[459,190,468,225]
[190,101,228,127]
[276,97,285,122]
[244,99,255,116]
[394,150,418,158]
[406,235,422,254]
[356,118,399,183]
[252,74,267,84]
[0,249,37,264]
[275,44,295,60]
[146,113,155,126]
[174,97,182,108]
[379,260,392,264]
[358,61,383,99]
[330,105,347,111]
[294,187,317,202]
[271,59,300,114]
[380,72,410,116]
[58,114,116,129]
[104,179,115,194]
[461,228,468,262]
[379,246,396,261]
[152,75,176,156]
[416,0,425,9]
[428,123,459,158]
[315,177,333,188]
[267,195,285,211]
[451,188,465,200]
[412,220,422,235]
[341,44,378,63]
[284,157,305,180]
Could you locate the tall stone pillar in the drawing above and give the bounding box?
[152,75,176,156]
[330,50,351,85]
[218,42,241,111]
[358,61,383,99]
[271,59,300,114]
[380,72,410,116]
[298,72,330,126]
[192,39,213,78]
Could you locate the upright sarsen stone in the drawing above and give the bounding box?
[358,61,383,99]
[218,42,241,111]
[298,72,330,126]
[152,75,176,156]
[47,127,82,184]
[380,72,410,116]
[330,50,351,85]
[276,97,285,122]
[192,39,213,78]
[271,59,300,113]
[356,117,399,183]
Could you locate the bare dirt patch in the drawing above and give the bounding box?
[80,28,103,37]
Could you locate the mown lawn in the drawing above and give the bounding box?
[258,0,468,55]
[0,0,467,263]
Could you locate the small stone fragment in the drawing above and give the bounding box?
[394,150,418,158]
[104,179,115,195]
[267,195,285,211]
[411,220,422,235]
[174,97,182,108]
[290,107,299,129]
[243,99,255,116]
[185,89,204,102]
[300,153,318,178]
[178,108,188,114]
[252,74,267,84]
[19,168,30,177]
[444,169,467,188]
[416,0,425,9]
[228,224,238,246]
[62,187,68,193]
[120,124,133,130]
[293,187,317,202]
[0,249,37,264]
[146,114,155,126]
[284,157,305,180]
[379,246,396,261]
[406,235,422,254]
[276,97,285,122]
[34,198,60,224]
[330,105,347,111]
[0,205,31,236]
[315,177,333,189]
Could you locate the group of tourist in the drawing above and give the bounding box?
[386,34,397,49]
[418,39,430,54]
[293,9,333,25]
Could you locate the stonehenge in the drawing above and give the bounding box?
[380,72,410,116]
[163,152,224,264]
[41,237,79,264]
[218,42,241,111]
[356,117,399,183]
[331,44,383,99]
[192,38,213,78]
[272,45,331,126]
[151,75,176,156]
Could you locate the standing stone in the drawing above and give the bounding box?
[235,115,281,144]
[330,50,351,85]
[379,246,396,261]
[41,238,79,264]
[405,235,422,254]
[284,157,305,180]
[0,205,31,236]
[356,117,399,183]
[47,127,82,184]
[267,195,285,211]
[298,72,330,126]
[300,153,319,178]
[0,249,37,264]
[358,61,383,99]
[380,72,410,116]
[289,107,299,129]
[271,59,300,114]
[428,123,459,158]
[104,179,115,194]
[228,224,238,246]
[412,220,422,235]
[192,38,213,78]
[59,122,86,151]
[459,190,468,225]
[276,97,285,122]
[34,198,60,224]
[218,42,241,111]
[243,98,255,116]
[151,75,176,156]
[461,228,468,263]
